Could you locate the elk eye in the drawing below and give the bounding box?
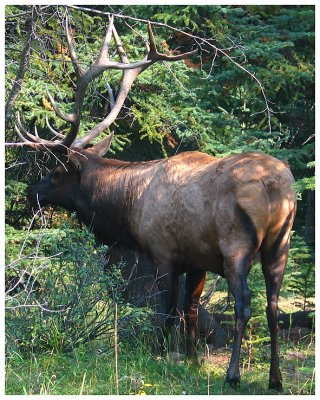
[52,170,61,182]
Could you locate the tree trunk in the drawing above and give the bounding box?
[304,190,315,244]
[105,245,228,347]
[5,7,38,126]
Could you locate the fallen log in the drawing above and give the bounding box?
[278,310,314,330]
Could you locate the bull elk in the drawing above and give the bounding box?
[6,15,296,391]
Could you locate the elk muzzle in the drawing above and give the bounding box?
[27,176,52,210]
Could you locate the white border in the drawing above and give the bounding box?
[1,2,317,399]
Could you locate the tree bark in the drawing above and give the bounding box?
[304,190,315,244]
[5,6,38,126]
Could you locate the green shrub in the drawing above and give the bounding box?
[5,220,153,354]
[284,233,315,310]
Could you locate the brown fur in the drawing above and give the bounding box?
[29,149,296,390]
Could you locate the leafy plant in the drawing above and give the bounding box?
[285,234,315,310]
[5,220,153,354]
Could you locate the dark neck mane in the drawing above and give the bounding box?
[75,158,160,248]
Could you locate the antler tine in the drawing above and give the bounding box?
[46,86,75,123]
[157,47,198,62]
[147,21,158,54]
[112,21,129,64]
[95,14,114,67]
[106,82,115,110]
[8,112,61,150]
[65,15,85,77]
[46,116,66,139]
[14,123,29,143]
[34,125,39,138]
[16,112,42,143]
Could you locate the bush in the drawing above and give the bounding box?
[284,233,315,311]
[5,219,153,354]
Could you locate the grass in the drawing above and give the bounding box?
[6,334,315,395]
[6,264,315,395]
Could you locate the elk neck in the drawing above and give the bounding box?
[74,157,162,248]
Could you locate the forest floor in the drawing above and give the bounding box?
[5,332,315,395]
[6,275,315,395]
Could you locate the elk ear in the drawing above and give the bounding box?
[91,133,114,157]
[67,150,88,171]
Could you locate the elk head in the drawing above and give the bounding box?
[7,15,196,211]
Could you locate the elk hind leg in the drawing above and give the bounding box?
[224,254,252,388]
[261,211,295,391]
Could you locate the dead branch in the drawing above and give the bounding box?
[68,5,273,132]
[5,6,39,126]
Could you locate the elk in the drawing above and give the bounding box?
[7,15,296,391]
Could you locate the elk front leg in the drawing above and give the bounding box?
[156,267,179,354]
[184,270,206,361]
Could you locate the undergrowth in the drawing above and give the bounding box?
[5,334,315,395]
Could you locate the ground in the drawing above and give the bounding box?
[5,333,315,395]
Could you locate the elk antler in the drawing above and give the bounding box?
[7,15,197,154]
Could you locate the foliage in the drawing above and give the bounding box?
[284,234,315,310]
[5,7,314,298]
[292,161,315,199]
[5,220,153,354]
[5,179,30,227]
[5,4,315,216]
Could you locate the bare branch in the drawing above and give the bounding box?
[68,5,273,131]
[5,10,32,19]
[302,134,315,146]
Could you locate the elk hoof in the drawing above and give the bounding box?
[186,354,200,366]
[268,379,283,391]
[191,356,201,366]
[225,374,240,389]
